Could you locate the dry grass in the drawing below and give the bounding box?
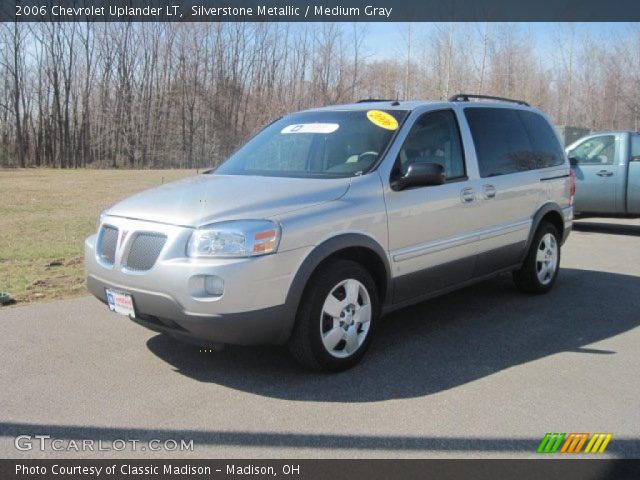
[0,168,197,304]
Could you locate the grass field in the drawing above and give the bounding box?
[0,169,197,304]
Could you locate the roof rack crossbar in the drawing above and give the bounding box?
[448,93,529,106]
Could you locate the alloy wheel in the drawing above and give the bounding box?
[319,278,372,358]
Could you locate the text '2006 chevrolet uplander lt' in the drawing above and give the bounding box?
[85,94,574,371]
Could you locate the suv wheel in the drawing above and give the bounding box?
[513,222,560,294]
[288,259,379,371]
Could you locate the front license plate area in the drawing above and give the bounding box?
[106,289,136,318]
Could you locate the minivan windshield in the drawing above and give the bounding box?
[215,109,408,178]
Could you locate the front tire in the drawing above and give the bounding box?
[513,222,561,294]
[288,259,379,372]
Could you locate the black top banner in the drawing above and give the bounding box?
[3,0,640,22]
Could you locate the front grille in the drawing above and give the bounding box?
[98,226,118,265]
[125,232,167,271]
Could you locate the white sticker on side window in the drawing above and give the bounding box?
[281,123,339,134]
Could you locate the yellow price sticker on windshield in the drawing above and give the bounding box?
[367,110,398,131]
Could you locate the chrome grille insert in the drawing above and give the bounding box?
[98,226,118,265]
[125,233,167,271]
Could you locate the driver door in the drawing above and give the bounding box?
[384,109,480,304]
[568,134,620,213]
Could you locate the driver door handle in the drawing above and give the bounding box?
[460,187,476,203]
[596,170,613,177]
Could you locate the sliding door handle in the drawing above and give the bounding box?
[483,184,497,199]
[460,187,476,203]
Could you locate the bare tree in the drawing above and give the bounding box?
[0,22,637,170]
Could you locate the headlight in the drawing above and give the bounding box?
[187,220,281,258]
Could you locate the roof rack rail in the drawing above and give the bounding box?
[357,98,399,104]
[448,93,529,106]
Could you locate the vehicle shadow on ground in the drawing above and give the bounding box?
[146,268,640,403]
[573,221,640,237]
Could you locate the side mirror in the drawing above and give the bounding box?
[569,157,578,166]
[391,162,445,191]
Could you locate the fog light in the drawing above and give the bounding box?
[204,275,224,296]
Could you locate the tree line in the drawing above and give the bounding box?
[0,22,638,169]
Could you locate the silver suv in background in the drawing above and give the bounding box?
[85,94,573,371]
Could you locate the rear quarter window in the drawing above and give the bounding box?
[518,110,566,168]
[632,134,640,159]
[464,107,565,178]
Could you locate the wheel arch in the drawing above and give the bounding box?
[282,234,391,341]
[522,203,565,263]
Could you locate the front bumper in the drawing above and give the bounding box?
[85,218,310,346]
[87,274,289,345]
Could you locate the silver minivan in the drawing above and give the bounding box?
[85,94,573,371]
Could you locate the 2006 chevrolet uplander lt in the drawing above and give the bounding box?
[85,94,574,371]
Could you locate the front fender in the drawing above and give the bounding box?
[280,233,391,339]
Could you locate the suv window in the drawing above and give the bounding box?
[631,134,640,160]
[464,107,564,177]
[518,110,566,168]
[395,110,465,181]
[568,135,616,165]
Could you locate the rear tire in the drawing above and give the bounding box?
[288,259,379,372]
[513,222,561,294]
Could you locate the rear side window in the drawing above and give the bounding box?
[464,108,565,177]
[632,134,640,159]
[518,111,566,168]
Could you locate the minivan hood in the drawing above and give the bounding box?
[107,174,351,227]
